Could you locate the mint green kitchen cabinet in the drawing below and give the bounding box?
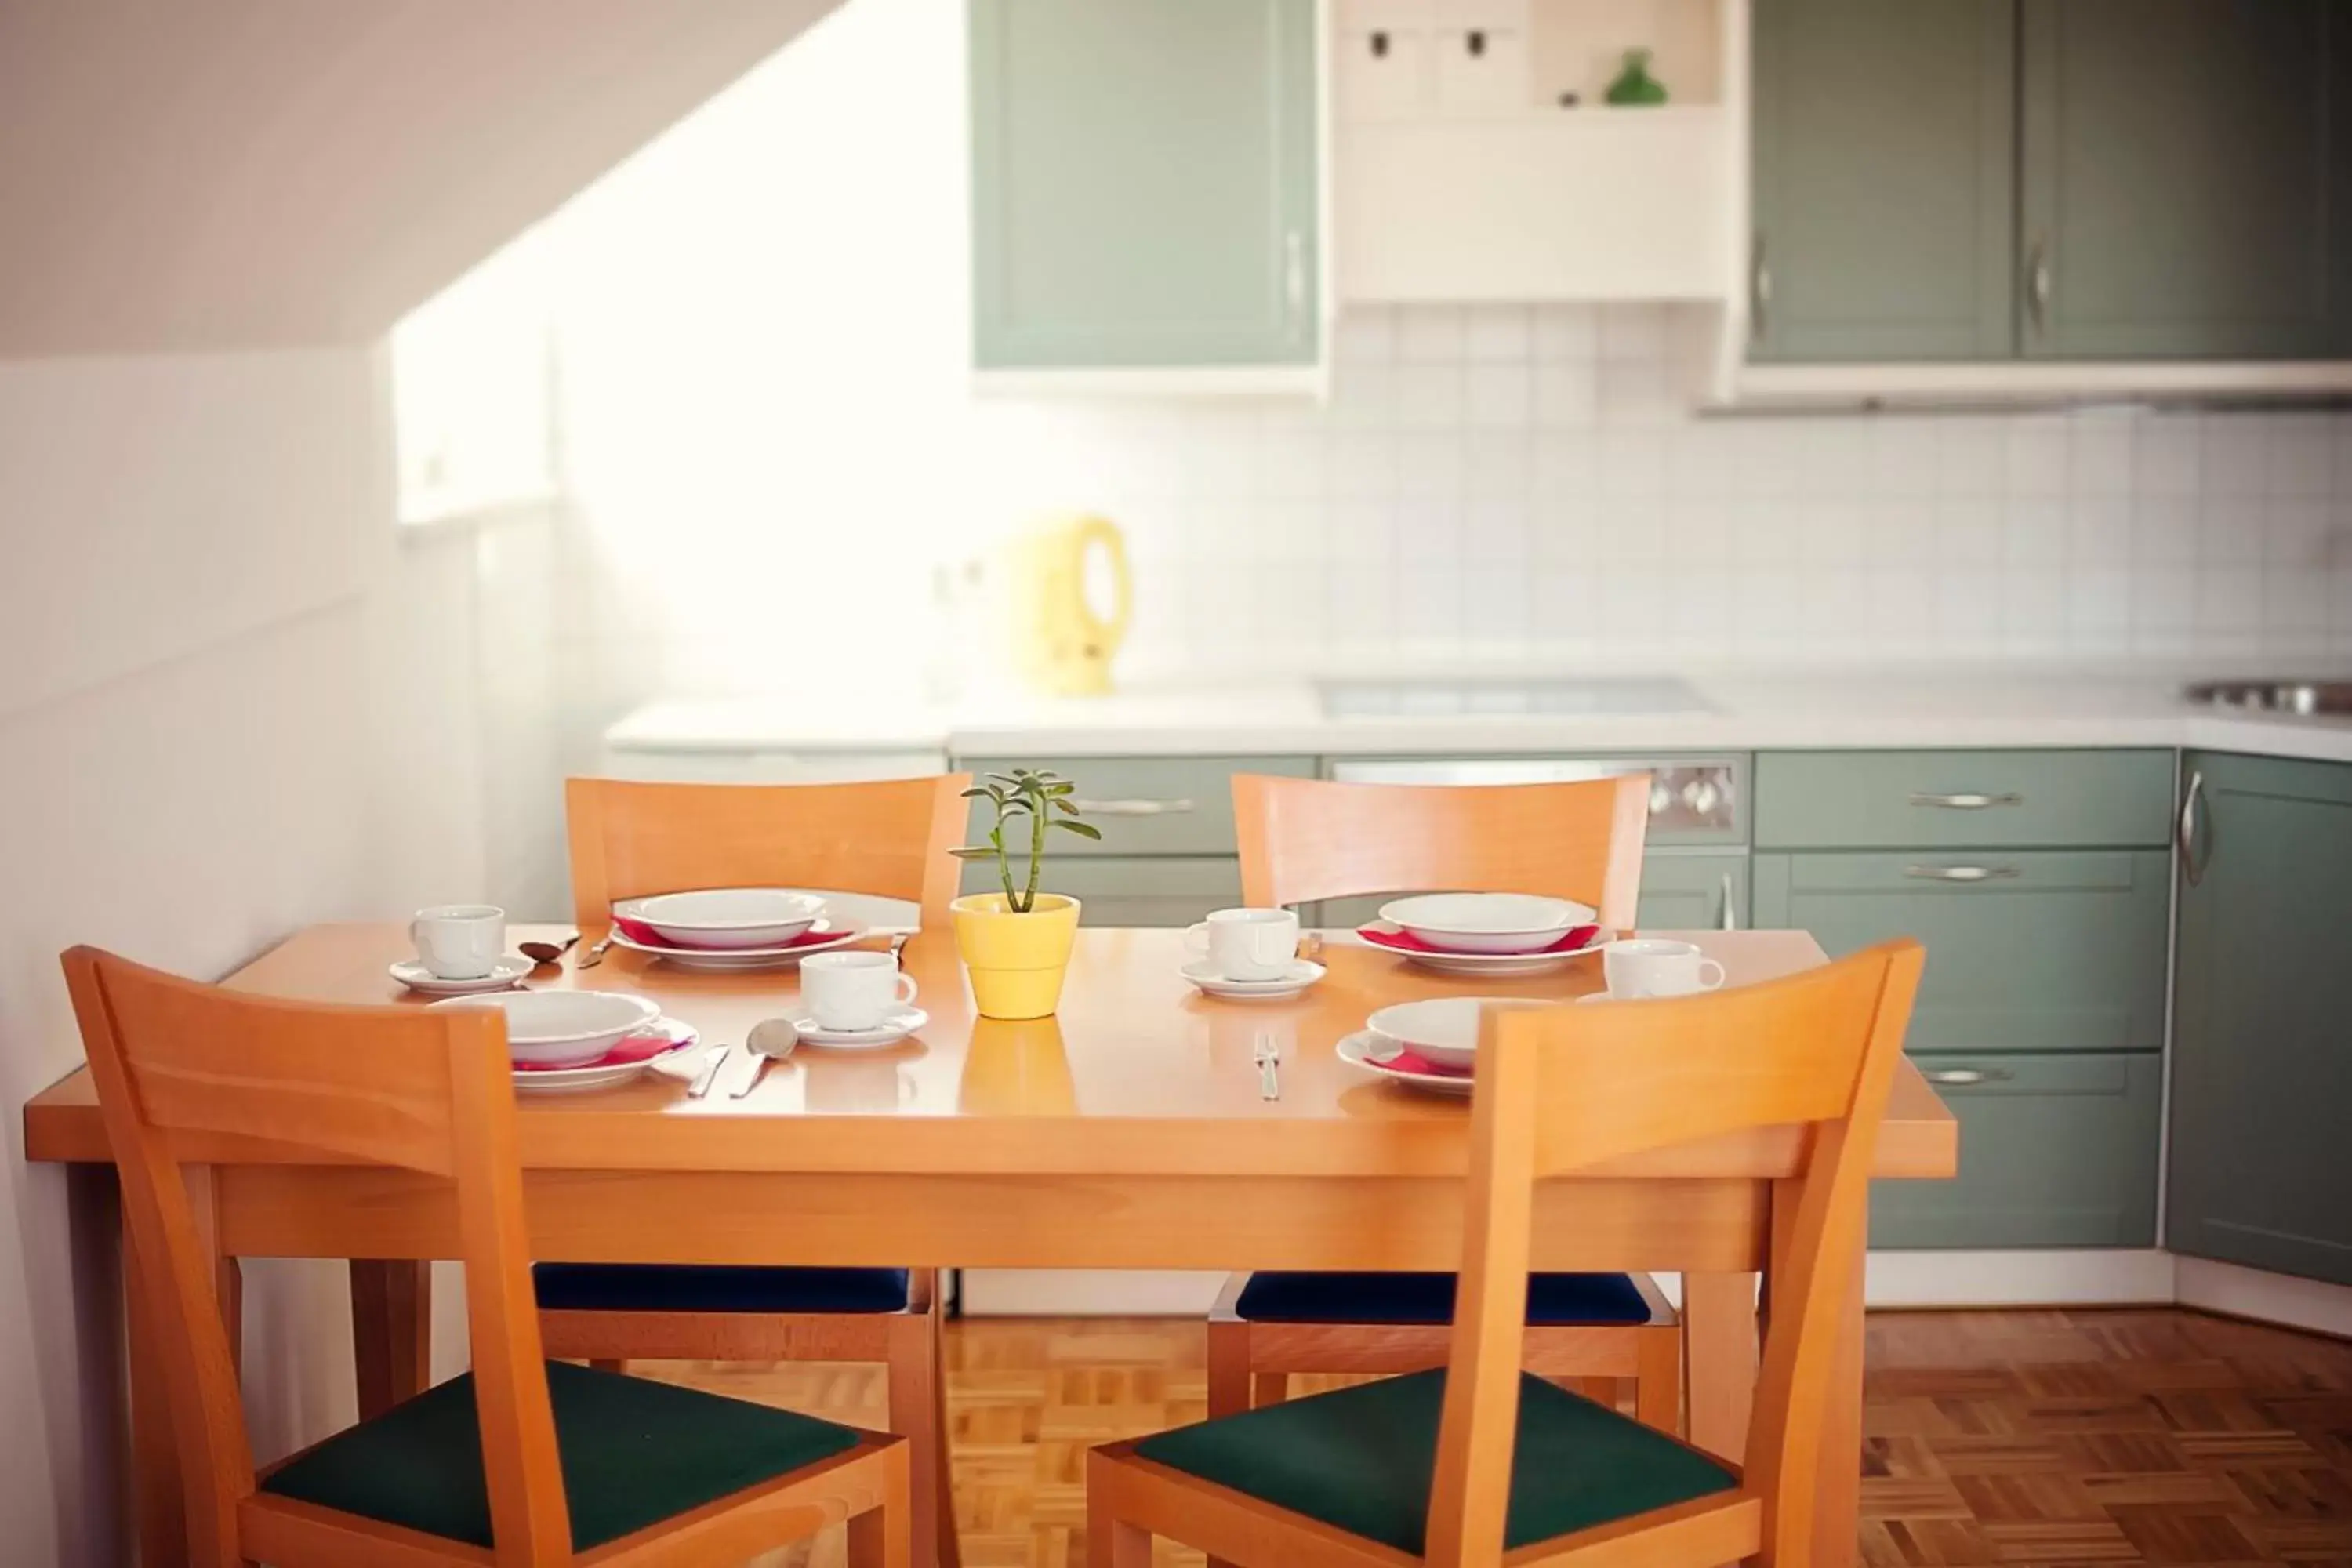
[969,0,1320,370]
[1755,750,2176,852]
[2019,0,2352,360]
[1751,850,2170,1054]
[2168,752,2352,1287]
[1750,0,2016,360]
[1873,1052,2161,1248]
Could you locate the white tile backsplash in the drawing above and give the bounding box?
[960,307,2352,679]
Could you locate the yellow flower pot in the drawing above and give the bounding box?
[950,892,1081,1020]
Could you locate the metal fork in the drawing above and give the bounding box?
[1253,1035,1282,1101]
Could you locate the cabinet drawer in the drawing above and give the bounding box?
[962,855,1242,928]
[1751,850,2169,1051]
[1308,851,1748,932]
[955,755,1315,858]
[1755,750,2176,849]
[1873,1052,2160,1249]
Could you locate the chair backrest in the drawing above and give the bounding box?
[1231,773,1650,927]
[1425,940,1925,1568]
[564,775,973,936]
[62,946,573,1565]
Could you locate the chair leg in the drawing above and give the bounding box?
[1205,1319,1251,1420]
[887,1311,959,1568]
[1087,1481,1150,1568]
[850,1447,913,1568]
[1252,1372,1285,1410]
[1635,1327,1683,1435]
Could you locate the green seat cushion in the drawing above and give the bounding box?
[1131,1368,1737,1555]
[261,1359,863,1550]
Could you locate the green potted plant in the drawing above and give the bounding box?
[949,769,1100,1018]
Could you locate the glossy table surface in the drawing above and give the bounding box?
[25,924,1955,1181]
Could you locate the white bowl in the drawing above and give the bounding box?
[620,888,827,950]
[1378,892,1595,955]
[432,991,662,1067]
[1364,996,1548,1072]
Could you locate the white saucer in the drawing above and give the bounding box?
[1181,958,1326,1001]
[608,918,869,971]
[784,1005,928,1050]
[390,955,532,996]
[1334,1029,1473,1096]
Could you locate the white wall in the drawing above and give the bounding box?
[0,348,485,1565]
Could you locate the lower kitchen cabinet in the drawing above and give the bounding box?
[2168,752,2352,1286]
[1751,850,2169,1053]
[964,855,1243,927]
[1873,1052,2161,1248]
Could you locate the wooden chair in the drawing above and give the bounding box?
[1217,771,1672,1429]
[64,945,910,1568]
[1090,939,1926,1568]
[551,774,970,1568]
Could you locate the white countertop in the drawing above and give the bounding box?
[604,671,2352,767]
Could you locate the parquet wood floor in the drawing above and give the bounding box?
[629,1308,2352,1568]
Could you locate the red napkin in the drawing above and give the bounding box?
[514,1018,697,1072]
[1368,1044,1470,1079]
[1359,923,1600,957]
[612,916,839,953]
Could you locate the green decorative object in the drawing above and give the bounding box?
[1604,47,1668,106]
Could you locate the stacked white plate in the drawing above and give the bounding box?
[430,990,663,1067]
[610,888,868,970]
[1360,892,1601,977]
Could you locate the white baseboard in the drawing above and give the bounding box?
[1864,1249,2176,1308]
[2176,1257,2352,1339]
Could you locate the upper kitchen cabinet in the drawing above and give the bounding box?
[1749,0,2015,361]
[2019,0,2352,360]
[968,0,1322,384]
[2169,752,2352,1287]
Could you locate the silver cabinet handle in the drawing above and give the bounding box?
[1904,865,2020,883]
[1069,797,1195,817]
[2179,769,2207,888]
[1923,1067,2013,1087]
[1283,230,1307,325]
[2026,237,2052,337]
[1719,871,1738,931]
[1749,232,1771,345]
[1909,791,2024,810]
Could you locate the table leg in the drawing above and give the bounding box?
[1681,1272,1758,1464]
[350,1261,432,1418]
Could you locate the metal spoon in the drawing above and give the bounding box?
[746,1018,800,1062]
[518,935,579,966]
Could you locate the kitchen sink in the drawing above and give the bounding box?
[2187,680,2352,717]
[1317,677,1711,719]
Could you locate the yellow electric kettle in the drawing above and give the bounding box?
[1009,515,1131,697]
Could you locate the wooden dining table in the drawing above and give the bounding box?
[25,922,1955,1568]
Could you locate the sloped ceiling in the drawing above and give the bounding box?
[0,0,844,356]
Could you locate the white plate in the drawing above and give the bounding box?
[389,955,532,996]
[1378,893,1596,954]
[431,989,662,1066]
[609,918,869,970]
[1364,996,1549,1071]
[511,1019,700,1093]
[779,1004,929,1050]
[1334,1029,1473,1096]
[1356,923,1600,977]
[1180,958,1326,1001]
[615,889,827,950]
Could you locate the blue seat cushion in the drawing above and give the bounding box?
[533,1264,912,1316]
[261,1359,863,1549]
[1132,1368,1737,1555]
[1233,1270,1652,1327]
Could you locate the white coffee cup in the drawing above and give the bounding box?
[1602,938,1727,1000]
[409,905,506,980]
[1185,907,1299,982]
[801,950,920,1032]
